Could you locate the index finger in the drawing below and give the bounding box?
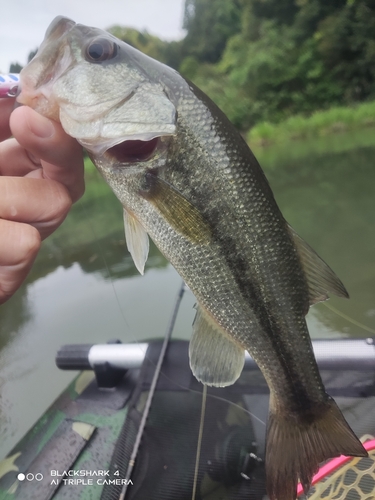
[10,106,85,202]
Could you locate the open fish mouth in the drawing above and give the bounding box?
[106,137,161,163]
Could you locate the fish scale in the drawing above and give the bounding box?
[17,16,367,500]
[133,88,326,410]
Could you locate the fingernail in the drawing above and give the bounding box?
[29,113,55,138]
[25,168,43,179]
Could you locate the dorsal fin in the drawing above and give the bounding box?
[288,224,349,305]
[189,304,245,387]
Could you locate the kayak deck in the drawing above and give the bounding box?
[0,338,374,499]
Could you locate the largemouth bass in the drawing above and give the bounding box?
[18,16,367,500]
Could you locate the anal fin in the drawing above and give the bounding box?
[189,305,245,387]
[123,208,149,275]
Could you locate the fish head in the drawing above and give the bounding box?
[18,16,177,157]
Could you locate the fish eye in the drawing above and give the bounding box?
[85,38,118,62]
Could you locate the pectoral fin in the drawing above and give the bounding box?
[189,305,245,387]
[141,173,211,245]
[123,208,149,275]
[288,224,349,305]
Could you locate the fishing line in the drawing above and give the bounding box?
[79,197,131,330]
[322,302,375,335]
[204,393,267,427]
[119,280,186,500]
[191,384,207,500]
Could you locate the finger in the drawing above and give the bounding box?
[0,176,72,239]
[0,137,42,177]
[0,99,16,142]
[0,218,41,304]
[10,106,85,202]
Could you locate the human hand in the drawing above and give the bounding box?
[0,99,84,304]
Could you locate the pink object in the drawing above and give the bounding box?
[296,438,375,496]
[0,74,20,98]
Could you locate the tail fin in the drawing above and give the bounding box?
[265,397,367,500]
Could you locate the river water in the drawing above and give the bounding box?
[0,128,374,459]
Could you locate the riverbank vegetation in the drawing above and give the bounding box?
[248,100,375,146]
[109,0,375,141]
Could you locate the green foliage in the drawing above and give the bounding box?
[252,127,375,172]
[248,122,277,145]
[182,0,242,63]
[250,0,298,26]
[248,100,375,146]
[179,0,375,131]
[316,2,375,101]
[185,62,253,129]
[179,56,200,80]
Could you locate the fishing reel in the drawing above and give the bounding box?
[204,422,265,496]
[206,425,258,483]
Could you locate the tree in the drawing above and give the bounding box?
[182,0,243,63]
[187,0,375,129]
[9,62,23,73]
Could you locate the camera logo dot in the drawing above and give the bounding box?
[17,472,43,481]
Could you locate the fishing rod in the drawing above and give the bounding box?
[119,280,187,500]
